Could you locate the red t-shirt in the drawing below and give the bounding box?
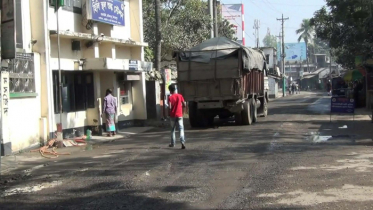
[168,93,185,118]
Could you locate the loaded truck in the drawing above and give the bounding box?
[174,37,269,127]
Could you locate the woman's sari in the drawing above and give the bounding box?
[106,113,116,132]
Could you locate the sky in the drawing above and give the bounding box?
[220,0,327,47]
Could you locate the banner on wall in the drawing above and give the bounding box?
[86,0,125,26]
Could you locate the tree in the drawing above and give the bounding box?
[262,34,277,48]
[143,0,236,64]
[296,19,314,72]
[311,0,373,69]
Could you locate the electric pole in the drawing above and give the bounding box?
[253,19,260,48]
[213,0,218,37]
[208,0,214,38]
[277,14,289,97]
[154,0,161,72]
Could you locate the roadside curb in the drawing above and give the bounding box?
[0,127,153,175]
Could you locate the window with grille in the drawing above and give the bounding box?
[53,71,95,113]
[49,0,82,14]
[9,53,35,94]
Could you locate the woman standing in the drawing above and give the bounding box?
[102,89,117,137]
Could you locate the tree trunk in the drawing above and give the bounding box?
[154,0,161,72]
[154,0,163,118]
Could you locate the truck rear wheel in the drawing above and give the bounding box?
[252,99,258,123]
[259,97,268,117]
[235,113,243,125]
[189,102,201,128]
[242,101,252,125]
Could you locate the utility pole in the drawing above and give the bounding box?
[155,0,161,72]
[253,19,260,48]
[276,32,283,91]
[277,14,289,97]
[300,56,302,89]
[329,49,332,79]
[213,0,218,37]
[52,0,65,142]
[208,0,214,38]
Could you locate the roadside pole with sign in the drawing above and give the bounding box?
[330,97,355,122]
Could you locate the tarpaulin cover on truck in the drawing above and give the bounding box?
[177,37,266,72]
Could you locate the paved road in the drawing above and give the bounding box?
[1,92,373,210]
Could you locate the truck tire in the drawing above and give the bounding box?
[188,102,200,128]
[207,117,215,126]
[235,113,243,125]
[258,97,268,117]
[242,101,253,125]
[252,99,258,123]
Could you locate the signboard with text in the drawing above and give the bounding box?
[1,71,10,155]
[221,4,243,45]
[331,97,355,114]
[87,0,125,26]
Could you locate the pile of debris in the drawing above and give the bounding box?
[31,133,88,159]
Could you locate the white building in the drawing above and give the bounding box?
[260,47,277,75]
[260,47,281,98]
[1,0,150,154]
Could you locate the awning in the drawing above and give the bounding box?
[302,74,317,79]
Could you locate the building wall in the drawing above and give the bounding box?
[46,0,145,135]
[1,0,44,152]
[268,77,278,99]
[262,48,275,69]
[8,54,42,152]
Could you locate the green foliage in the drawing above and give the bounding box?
[144,47,154,62]
[311,0,373,68]
[262,34,277,48]
[143,0,236,62]
[296,19,314,45]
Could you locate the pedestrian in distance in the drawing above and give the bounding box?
[168,84,186,149]
[102,89,117,137]
[291,83,295,95]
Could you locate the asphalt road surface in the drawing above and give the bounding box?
[1,91,373,210]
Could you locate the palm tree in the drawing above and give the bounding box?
[296,19,314,72]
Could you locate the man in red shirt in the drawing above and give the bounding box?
[168,84,186,149]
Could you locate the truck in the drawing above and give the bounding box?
[174,37,269,127]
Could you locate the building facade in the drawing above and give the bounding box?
[2,0,150,153]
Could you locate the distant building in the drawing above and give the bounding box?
[260,47,280,98]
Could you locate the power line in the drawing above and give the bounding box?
[252,0,324,7]
[263,0,282,14]
[249,0,278,19]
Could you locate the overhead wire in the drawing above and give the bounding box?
[248,0,278,19]
[263,0,282,14]
[261,1,324,7]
